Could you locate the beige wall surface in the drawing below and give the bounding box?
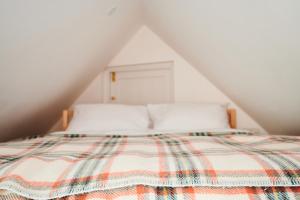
[0,0,143,141]
[72,26,266,133]
[2,1,299,139]
[142,0,300,135]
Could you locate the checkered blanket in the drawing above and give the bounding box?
[1,186,300,200]
[0,131,300,199]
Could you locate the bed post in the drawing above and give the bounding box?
[227,109,237,129]
[62,110,73,130]
[62,110,69,130]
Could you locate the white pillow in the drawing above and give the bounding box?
[147,103,229,131]
[67,104,150,132]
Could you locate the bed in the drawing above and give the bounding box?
[0,104,299,200]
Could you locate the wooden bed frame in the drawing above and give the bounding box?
[62,108,237,130]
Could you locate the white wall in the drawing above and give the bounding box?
[142,0,300,135]
[0,0,143,141]
[75,26,266,133]
[75,73,104,104]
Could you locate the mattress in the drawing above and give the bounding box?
[0,130,299,199]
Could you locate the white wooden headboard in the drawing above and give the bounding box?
[103,61,174,104]
[63,61,237,130]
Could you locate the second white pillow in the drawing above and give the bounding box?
[147,103,229,131]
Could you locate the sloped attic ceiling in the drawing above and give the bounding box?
[0,0,142,141]
[0,0,299,142]
[142,0,300,135]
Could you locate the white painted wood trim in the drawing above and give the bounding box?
[103,61,174,103]
[107,60,174,72]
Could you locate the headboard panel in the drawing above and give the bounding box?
[62,108,237,130]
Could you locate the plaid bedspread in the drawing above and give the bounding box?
[0,131,300,199]
[1,186,300,200]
